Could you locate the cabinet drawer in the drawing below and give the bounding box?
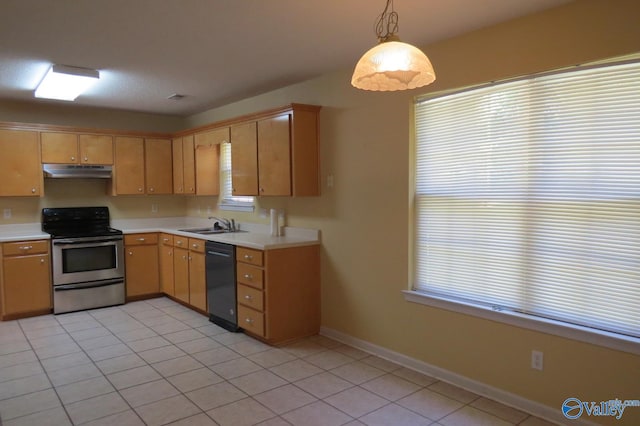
[237,247,263,267]
[237,284,264,312]
[125,233,158,245]
[160,233,174,245]
[174,236,188,248]
[3,240,49,256]
[189,238,205,253]
[238,305,265,337]
[236,263,263,289]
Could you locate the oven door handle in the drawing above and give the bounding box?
[54,279,124,291]
[53,238,122,246]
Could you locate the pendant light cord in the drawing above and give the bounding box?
[374,0,399,42]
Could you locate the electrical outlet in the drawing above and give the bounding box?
[327,174,334,188]
[151,204,158,213]
[3,208,11,219]
[206,206,212,215]
[531,350,544,371]
[259,208,268,218]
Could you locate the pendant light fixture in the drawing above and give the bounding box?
[351,0,435,91]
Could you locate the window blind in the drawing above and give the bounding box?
[219,142,254,209]
[414,61,640,338]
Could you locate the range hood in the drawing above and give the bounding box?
[43,164,112,179]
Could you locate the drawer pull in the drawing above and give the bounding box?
[243,274,252,280]
[245,318,254,324]
[244,254,253,260]
[163,238,169,242]
[19,245,33,251]
[244,295,252,300]
[128,251,133,256]
[192,243,199,249]
[136,238,146,242]
[40,258,45,264]
[177,240,183,245]
[84,156,88,162]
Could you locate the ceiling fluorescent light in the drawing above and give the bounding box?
[35,64,100,101]
[351,0,435,91]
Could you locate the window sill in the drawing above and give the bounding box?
[403,290,640,356]
[219,203,254,212]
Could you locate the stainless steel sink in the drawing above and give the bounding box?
[178,227,247,235]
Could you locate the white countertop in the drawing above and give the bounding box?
[0,218,320,250]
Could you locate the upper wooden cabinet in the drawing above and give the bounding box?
[113,136,145,194]
[230,122,259,196]
[172,135,195,194]
[112,137,172,195]
[0,130,42,197]
[144,138,173,194]
[41,132,113,165]
[231,104,321,197]
[194,128,226,196]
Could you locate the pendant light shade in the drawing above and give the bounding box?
[351,0,435,91]
[351,39,435,91]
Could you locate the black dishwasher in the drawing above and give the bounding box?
[205,241,239,331]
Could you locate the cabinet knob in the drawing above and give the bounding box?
[31,188,37,193]
[138,187,143,192]
[182,255,187,260]
[70,156,76,161]
[244,254,253,260]
[244,295,252,300]
[149,187,155,192]
[260,188,265,192]
[168,251,173,256]
[128,251,133,256]
[190,187,194,191]
[84,157,88,162]
[40,258,45,264]
[19,245,33,251]
[192,243,198,249]
[177,241,183,245]
[245,318,254,324]
[243,274,252,280]
[178,186,183,192]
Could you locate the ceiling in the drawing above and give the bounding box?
[0,0,570,117]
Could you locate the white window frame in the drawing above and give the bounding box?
[407,58,640,355]
[219,142,254,212]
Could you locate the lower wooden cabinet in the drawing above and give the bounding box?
[188,239,206,312]
[124,233,160,299]
[171,236,206,312]
[1,240,52,319]
[236,245,320,344]
[159,233,175,296]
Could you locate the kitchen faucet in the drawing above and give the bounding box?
[208,216,235,231]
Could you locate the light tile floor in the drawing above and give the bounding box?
[0,297,559,426]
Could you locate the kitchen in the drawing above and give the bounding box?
[0,0,639,425]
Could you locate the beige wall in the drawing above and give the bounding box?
[190,1,640,424]
[1,0,638,423]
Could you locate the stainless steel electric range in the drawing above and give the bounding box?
[42,207,125,314]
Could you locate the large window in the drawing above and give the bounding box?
[412,60,640,341]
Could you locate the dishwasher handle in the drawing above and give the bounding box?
[207,250,231,257]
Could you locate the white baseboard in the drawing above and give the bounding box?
[320,326,599,426]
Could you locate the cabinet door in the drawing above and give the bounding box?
[0,130,42,196]
[194,129,226,196]
[172,138,184,194]
[183,135,196,194]
[41,132,78,163]
[230,122,258,196]
[2,254,51,315]
[79,134,113,165]
[145,138,173,194]
[173,247,190,304]
[159,244,174,296]
[114,137,145,195]
[257,115,291,196]
[189,251,206,311]
[125,244,159,297]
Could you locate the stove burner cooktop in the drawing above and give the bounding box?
[41,207,122,238]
